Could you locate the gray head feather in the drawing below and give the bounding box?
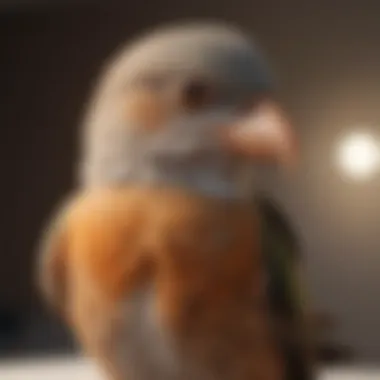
[79,22,274,198]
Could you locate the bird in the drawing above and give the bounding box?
[37,22,299,380]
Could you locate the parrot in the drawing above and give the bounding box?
[36,22,304,380]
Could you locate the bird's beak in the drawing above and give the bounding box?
[223,100,298,167]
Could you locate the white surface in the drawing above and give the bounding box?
[0,357,103,380]
[0,356,379,380]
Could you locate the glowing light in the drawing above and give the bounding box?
[336,132,380,180]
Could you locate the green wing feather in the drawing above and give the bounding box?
[257,197,315,380]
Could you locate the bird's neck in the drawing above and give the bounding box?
[79,156,256,201]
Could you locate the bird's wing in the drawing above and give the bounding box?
[36,197,74,316]
[257,200,315,379]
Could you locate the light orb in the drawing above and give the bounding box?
[336,131,380,180]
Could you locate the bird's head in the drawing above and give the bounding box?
[79,22,297,199]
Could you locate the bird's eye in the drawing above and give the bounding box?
[181,79,214,111]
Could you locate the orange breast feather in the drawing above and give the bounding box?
[64,187,260,301]
[61,186,283,379]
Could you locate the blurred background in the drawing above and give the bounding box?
[1,0,380,368]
